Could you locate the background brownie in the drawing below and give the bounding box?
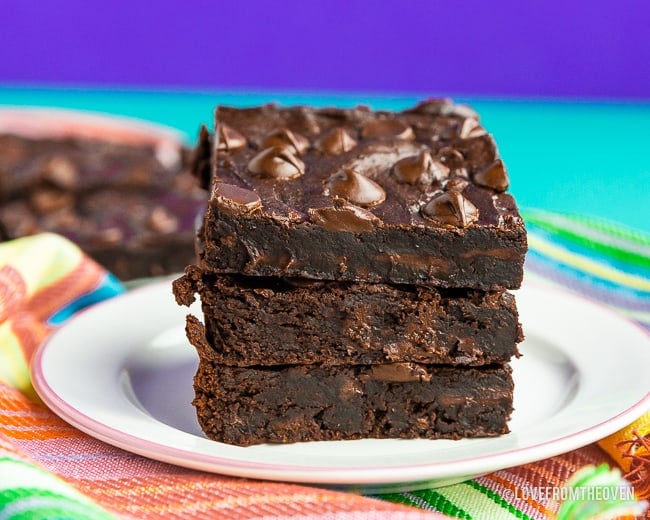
[199,100,527,290]
[174,266,523,367]
[0,134,185,199]
[0,133,207,279]
[194,360,514,446]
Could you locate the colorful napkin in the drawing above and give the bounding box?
[1,212,648,519]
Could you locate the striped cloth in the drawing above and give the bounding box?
[0,211,648,520]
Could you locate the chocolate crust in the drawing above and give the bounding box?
[193,360,514,446]
[174,266,523,367]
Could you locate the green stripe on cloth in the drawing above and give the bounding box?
[527,234,650,291]
[465,481,534,519]
[521,209,650,269]
[379,490,472,519]
[0,489,114,520]
[424,481,532,520]
[0,457,115,520]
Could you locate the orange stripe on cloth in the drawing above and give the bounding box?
[0,385,88,443]
[25,254,106,323]
[0,424,88,441]
[485,473,553,517]
[69,480,431,520]
[9,313,49,367]
[0,265,27,323]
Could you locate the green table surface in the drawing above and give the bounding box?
[2,86,649,233]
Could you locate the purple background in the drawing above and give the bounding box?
[2,1,649,99]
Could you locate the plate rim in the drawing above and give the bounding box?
[31,279,650,485]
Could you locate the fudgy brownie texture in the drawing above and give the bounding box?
[194,359,514,446]
[174,265,523,366]
[0,134,207,279]
[198,99,527,290]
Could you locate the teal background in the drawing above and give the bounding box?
[2,86,649,233]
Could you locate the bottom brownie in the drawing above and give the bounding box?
[194,360,514,446]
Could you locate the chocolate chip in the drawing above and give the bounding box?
[473,159,509,192]
[392,150,449,185]
[458,118,486,139]
[259,128,310,155]
[148,206,179,234]
[456,134,497,169]
[436,147,465,170]
[404,98,453,115]
[213,182,262,214]
[446,104,480,119]
[368,363,432,383]
[93,227,123,246]
[281,277,326,288]
[29,188,74,214]
[217,124,247,152]
[325,168,386,207]
[248,146,305,180]
[445,177,470,192]
[315,127,357,155]
[41,156,79,189]
[309,202,381,232]
[421,191,479,227]
[361,119,415,140]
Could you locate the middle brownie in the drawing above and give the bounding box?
[173,265,523,367]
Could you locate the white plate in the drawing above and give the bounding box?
[32,279,650,492]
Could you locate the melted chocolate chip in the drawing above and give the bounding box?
[404,98,454,115]
[217,124,247,152]
[458,118,486,139]
[281,277,326,288]
[445,177,470,192]
[147,206,179,233]
[41,156,79,189]
[325,168,386,207]
[248,146,305,180]
[368,363,432,383]
[361,119,415,140]
[436,147,465,170]
[259,128,310,155]
[213,182,262,214]
[315,127,357,155]
[446,104,480,119]
[308,202,380,232]
[473,159,509,192]
[421,191,479,227]
[29,188,73,214]
[456,134,497,169]
[392,150,449,185]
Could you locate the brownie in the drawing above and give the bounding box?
[0,133,207,279]
[193,359,514,446]
[174,265,523,367]
[198,99,527,290]
[0,133,183,199]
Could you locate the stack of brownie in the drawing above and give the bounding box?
[173,99,527,446]
[0,131,206,280]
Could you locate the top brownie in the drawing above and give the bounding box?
[199,99,527,289]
